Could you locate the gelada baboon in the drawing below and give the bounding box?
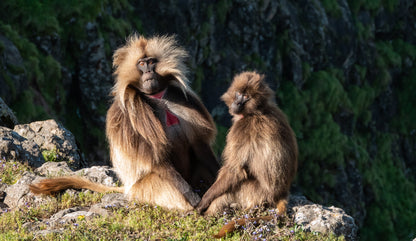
[196,71,298,237]
[30,35,220,211]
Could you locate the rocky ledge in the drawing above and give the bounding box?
[0,98,357,240]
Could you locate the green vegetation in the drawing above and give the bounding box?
[216,0,233,24]
[277,38,416,240]
[0,0,137,156]
[0,189,344,240]
[1,1,415,241]
[278,70,350,201]
[42,148,59,163]
[347,0,398,14]
[320,0,341,17]
[0,158,30,185]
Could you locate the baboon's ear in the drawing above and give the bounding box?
[220,92,230,102]
[113,46,129,68]
[220,91,232,107]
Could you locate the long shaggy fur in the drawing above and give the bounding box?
[113,35,189,107]
[110,34,190,164]
[107,35,216,192]
[197,71,298,237]
[30,35,219,211]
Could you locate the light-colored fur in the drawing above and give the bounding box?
[30,35,219,211]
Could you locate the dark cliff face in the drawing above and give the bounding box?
[0,1,415,240]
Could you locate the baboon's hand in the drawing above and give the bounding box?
[196,200,209,214]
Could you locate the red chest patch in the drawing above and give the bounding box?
[149,89,180,127]
[166,110,180,127]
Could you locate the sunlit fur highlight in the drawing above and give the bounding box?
[109,34,191,166]
[30,35,219,211]
[112,34,189,108]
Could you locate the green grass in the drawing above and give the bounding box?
[0,157,343,240]
[42,148,59,163]
[0,158,31,185]
[0,197,345,241]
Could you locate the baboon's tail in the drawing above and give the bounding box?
[213,216,273,238]
[29,176,123,195]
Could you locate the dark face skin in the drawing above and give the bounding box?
[230,92,250,114]
[137,57,167,94]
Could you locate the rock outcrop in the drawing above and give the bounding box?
[291,196,358,241]
[0,117,358,240]
[0,97,18,129]
[1,160,357,240]
[0,119,84,169]
[2,1,416,239]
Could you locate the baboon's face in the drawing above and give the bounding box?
[230,91,250,115]
[136,57,167,94]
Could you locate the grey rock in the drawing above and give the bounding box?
[100,193,128,208]
[0,127,45,167]
[1,119,84,170]
[0,97,18,128]
[291,195,358,241]
[88,204,111,217]
[89,193,128,217]
[5,161,120,210]
[49,207,82,221]
[34,161,73,177]
[34,33,61,58]
[49,208,98,226]
[14,119,83,169]
[3,172,53,209]
[74,165,119,187]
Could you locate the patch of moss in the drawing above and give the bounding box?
[320,0,342,17]
[0,23,63,120]
[100,15,130,38]
[38,55,63,107]
[5,63,25,75]
[0,0,61,35]
[376,41,402,68]
[360,133,416,241]
[356,21,374,41]
[277,70,350,201]
[347,85,376,116]
[11,89,49,122]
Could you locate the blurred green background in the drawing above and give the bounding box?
[0,0,415,240]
